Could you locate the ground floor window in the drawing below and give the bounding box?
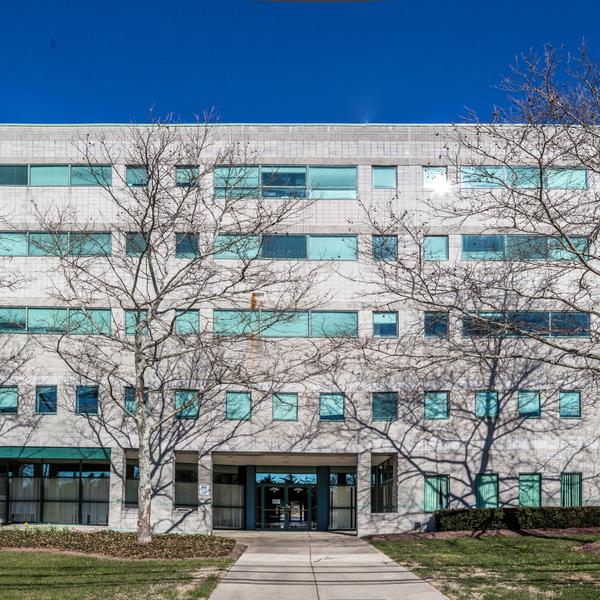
[371,457,395,513]
[561,472,582,507]
[475,473,499,508]
[330,469,356,529]
[424,474,449,512]
[519,473,541,507]
[174,462,198,508]
[213,465,244,529]
[125,459,139,507]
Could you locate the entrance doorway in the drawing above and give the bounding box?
[257,482,316,529]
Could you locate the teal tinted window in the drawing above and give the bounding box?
[519,473,541,507]
[70,232,112,256]
[372,166,396,189]
[175,166,199,187]
[261,235,307,259]
[475,391,499,418]
[373,312,397,337]
[559,390,581,418]
[36,385,57,414]
[69,309,111,335]
[175,233,198,259]
[424,391,449,420]
[424,235,448,260]
[273,393,298,421]
[319,393,344,421]
[175,389,199,419]
[175,310,199,335]
[308,235,357,260]
[460,166,506,188]
[550,312,590,337]
[462,235,505,260]
[561,472,582,507]
[70,165,112,186]
[126,232,147,256]
[545,169,587,190]
[28,232,69,256]
[424,475,448,512]
[372,392,397,421]
[261,311,309,337]
[0,386,18,413]
[548,236,588,260]
[213,310,260,336]
[475,473,499,508]
[261,166,307,198]
[372,235,397,260]
[124,386,148,415]
[308,166,357,199]
[311,311,358,337]
[226,391,251,420]
[518,390,541,418]
[214,166,259,198]
[424,312,448,338]
[0,232,28,256]
[423,166,448,189]
[76,385,98,414]
[27,308,69,334]
[125,310,148,336]
[0,165,28,185]
[214,234,260,259]
[126,167,148,187]
[30,165,69,186]
[505,235,548,260]
[0,308,27,333]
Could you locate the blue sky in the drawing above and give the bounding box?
[0,0,597,123]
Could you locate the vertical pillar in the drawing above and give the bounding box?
[316,466,330,531]
[197,452,213,533]
[245,465,256,530]
[356,451,372,537]
[108,447,125,529]
[150,448,174,532]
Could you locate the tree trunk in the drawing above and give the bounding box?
[137,428,153,544]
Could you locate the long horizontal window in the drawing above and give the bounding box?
[213,309,358,338]
[0,232,111,257]
[460,166,587,190]
[0,164,112,186]
[463,311,590,338]
[0,307,111,334]
[214,165,358,199]
[214,234,358,260]
[462,234,588,261]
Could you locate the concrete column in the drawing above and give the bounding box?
[108,446,125,529]
[150,448,174,533]
[245,465,256,530]
[316,465,330,531]
[356,451,372,537]
[197,452,213,533]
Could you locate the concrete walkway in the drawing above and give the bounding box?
[212,531,447,600]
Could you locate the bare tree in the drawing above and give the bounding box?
[29,115,325,543]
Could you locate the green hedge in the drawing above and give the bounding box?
[436,506,600,531]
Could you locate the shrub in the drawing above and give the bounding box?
[436,506,600,531]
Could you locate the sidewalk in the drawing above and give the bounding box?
[212,531,447,600]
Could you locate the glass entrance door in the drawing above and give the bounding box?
[257,483,316,530]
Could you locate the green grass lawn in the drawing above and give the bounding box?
[0,551,233,600]
[371,534,600,600]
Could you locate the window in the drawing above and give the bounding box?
[213,310,261,337]
[0,308,27,333]
[550,312,590,337]
[0,386,18,414]
[460,166,587,190]
[124,387,148,414]
[175,390,199,419]
[372,392,397,421]
[36,385,57,414]
[175,166,199,187]
[214,234,260,260]
[424,312,448,338]
[125,310,148,336]
[261,235,307,259]
[175,462,198,508]
[175,233,198,259]
[76,386,99,414]
[423,166,448,189]
[125,232,147,256]
[261,166,306,198]
[27,308,69,334]
[561,472,582,507]
[70,233,112,256]
[372,235,397,260]
[175,310,199,335]
[0,232,28,256]
[28,232,69,256]
[475,473,499,508]
[311,311,358,337]
[475,391,499,418]
[308,166,357,199]
[308,235,357,260]
[424,474,449,512]
[424,235,449,260]
[372,166,396,189]
[70,165,112,186]
[424,391,449,420]
[261,311,310,337]
[226,391,251,420]
[125,460,139,507]
[545,169,587,190]
[319,393,344,421]
[373,312,398,337]
[559,390,581,419]
[519,473,541,507]
[30,165,70,186]
[214,166,259,198]
[272,393,298,421]
[0,232,111,257]
[518,390,541,418]
[462,235,505,260]
[371,457,395,512]
[126,166,148,187]
[69,309,111,335]
[0,165,28,185]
